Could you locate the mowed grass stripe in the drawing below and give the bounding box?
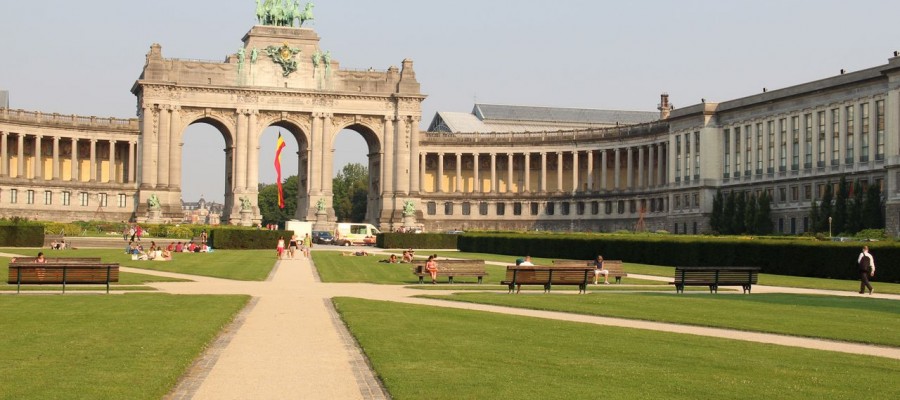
[424,292,900,347]
[334,298,900,400]
[0,294,249,400]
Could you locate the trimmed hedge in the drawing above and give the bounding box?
[377,233,459,249]
[459,233,899,283]
[210,228,288,249]
[0,225,44,247]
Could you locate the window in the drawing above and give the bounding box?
[513,202,522,216]
[496,203,505,216]
[791,186,799,202]
[817,111,826,165]
[530,202,539,216]
[692,193,699,208]
[118,194,127,208]
[79,192,89,206]
[62,191,71,206]
[804,184,812,200]
[44,191,52,205]
[791,116,800,169]
[779,187,787,202]
[779,119,787,169]
[675,135,681,181]
[26,190,34,205]
[846,105,855,163]
[756,123,763,173]
[744,125,751,175]
[861,103,869,162]
[99,193,108,208]
[479,202,488,216]
[683,134,690,181]
[617,200,625,214]
[545,202,555,216]
[876,100,885,160]
[804,114,813,167]
[767,121,775,171]
[831,108,840,164]
[723,128,731,176]
[591,201,599,215]
[605,201,613,215]
[674,195,682,209]
[561,202,569,216]
[576,201,585,215]
[734,127,741,176]
[444,202,453,215]
[630,200,637,214]
[694,131,700,177]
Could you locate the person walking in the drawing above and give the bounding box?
[857,245,876,295]
[276,236,286,260]
[302,233,312,258]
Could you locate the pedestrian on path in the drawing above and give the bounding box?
[857,245,876,294]
[276,236,285,259]
[302,233,312,258]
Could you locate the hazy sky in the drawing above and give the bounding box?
[3,0,900,203]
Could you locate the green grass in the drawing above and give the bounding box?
[424,292,900,347]
[313,250,663,285]
[334,298,900,400]
[0,294,249,399]
[2,248,277,281]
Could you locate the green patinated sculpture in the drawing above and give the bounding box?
[148,194,160,210]
[265,43,302,77]
[403,200,416,217]
[240,196,252,211]
[237,48,246,73]
[323,50,331,73]
[316,198,326,213]
[298,2,315,26]
[312,50,322,68]
[256,0,313,27]
[250,47,259,64]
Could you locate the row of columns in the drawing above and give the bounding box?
[422,144,667,194]
[0,131,136,183]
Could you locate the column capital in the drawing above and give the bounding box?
[90,138,97,144]
[438,152,445,157]
[455,152,462,157]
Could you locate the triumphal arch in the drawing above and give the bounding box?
[132,10,425,229]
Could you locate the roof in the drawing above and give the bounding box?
[428,103,658,133]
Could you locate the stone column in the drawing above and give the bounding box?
[52,136,60,180]
[473,153,480,193]
[507,153,514,193]
[0,131,6,177]
[648,145,655,187]
[71,138,79,182]
[626,147,633,190]
[246,110,259,192]
[456,153,463,193]
[586,150,594,191]
[309,114,322,195]
[572,151,579,193]
[638,146,645,188]
[322,114,334,195]
[419,153,426,193]
[490,153,497,193]
[170,106,183,189]
[556,152,563,192]
[601,149,608,191]
[540,152,547,193]
[109,140,117,183]
[235,110,248,192]
[614,148,621,190]
[157,106,170,188]
[437,153,444,193]
[33,135,43,180]
[524,153,531,192]
[409,117,421,195]
[89,139,97,182]
[17,134,24,178]
[139,106,155,188]
[657,143,665,186]
[383,116,394,195]
[128,141,136,184]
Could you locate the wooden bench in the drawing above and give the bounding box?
[552,260,627,283]
[412,259,487,284]
[501,266,594,294]
[8,260,120,294]
[670,266,760,294]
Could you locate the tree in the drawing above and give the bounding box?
[710,190,723,233]
[332,163,369,222]
[258,175,299,226]
[734,191,747,234]
[847,180,864,234]
[833,176,849,235]
[756,191,773,234]
[744,193,758,234]
[808,197,820,234]
[819,182,834,233]
[862,183,884,229]
[722,191,736,234]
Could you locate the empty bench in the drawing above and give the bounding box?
[413,259,488,284]
[670,266,760,294]
[501,266,594,294]
[552,260,627,283]
[8,260,120,294]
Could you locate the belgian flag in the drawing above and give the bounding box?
[275,133,286,209]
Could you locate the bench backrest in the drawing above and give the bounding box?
[552,260,625,274]
[12,257,102,263]
[414,259,485,274]
[673,267,759,284]
[504,266,593,285]
[8,263,120,284]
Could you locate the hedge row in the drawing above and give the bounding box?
[377,233,459,249]
[210,229,289,249]
[0,225,44,247]
[458,233,899,283]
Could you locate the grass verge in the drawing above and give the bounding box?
[0,294,249,399]
[334,298,900,400]
[423,292,900,347]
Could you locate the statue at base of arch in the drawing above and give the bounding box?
[316,198,326,213]
[402,200,416,217]
[240,196,253,212]
[147,194,161,210]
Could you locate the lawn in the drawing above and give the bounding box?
[2,248,277,281]
[0,294,249,399]
[334,298,900,400]
[423,292,900,347]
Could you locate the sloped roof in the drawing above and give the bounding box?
[474,104,658,125]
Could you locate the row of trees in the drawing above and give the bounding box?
[257,163,369,226]
[709,191,773,235]
[809,176,883,235]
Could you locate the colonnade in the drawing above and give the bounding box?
[420,143,668,195]
[0,130,136,184]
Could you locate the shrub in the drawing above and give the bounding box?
[0,224,44,246]
[377,233,459,249]
[43,222,83,236]
[210,229,286,249]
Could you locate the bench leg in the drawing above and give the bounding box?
[615,276,622,284]
[709,284,718,294]
[743,284,751,294]
[477,276,483,284]
[418,276,424,284]
[448,276,454,284]
[675,284,684,294]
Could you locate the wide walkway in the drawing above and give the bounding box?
[125,253,900,400]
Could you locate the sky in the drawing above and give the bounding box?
[2,0,900,203]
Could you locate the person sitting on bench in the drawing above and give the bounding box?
[594,255,610,284]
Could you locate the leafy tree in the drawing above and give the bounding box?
[756,191,773,234]
[710,190,723,233]
[833,176,849,234]
[818,182,834,232]
[722,191,736,234]
[734,191,747,234]
[847,180,864,234]
[258,175,299,226]
[332,163,369,222]
[863,183,884,229]
[744,193,758,234]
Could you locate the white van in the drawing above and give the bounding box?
[334,223,381,246]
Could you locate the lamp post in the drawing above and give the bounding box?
[828,216,832,239]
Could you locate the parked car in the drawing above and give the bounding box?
[311,230,335,245]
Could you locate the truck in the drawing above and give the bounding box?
[334,223,381,246]
[284,220,313,240]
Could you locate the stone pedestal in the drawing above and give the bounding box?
[402,214,417,229]
[313,211,330,232]
[240,210,253,226]
[147,209,163,224]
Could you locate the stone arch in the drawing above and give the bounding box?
[331,121,384,224]
[256,115,313,220]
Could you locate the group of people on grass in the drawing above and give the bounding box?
[126,240,211,261]
[276,234,312,259]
